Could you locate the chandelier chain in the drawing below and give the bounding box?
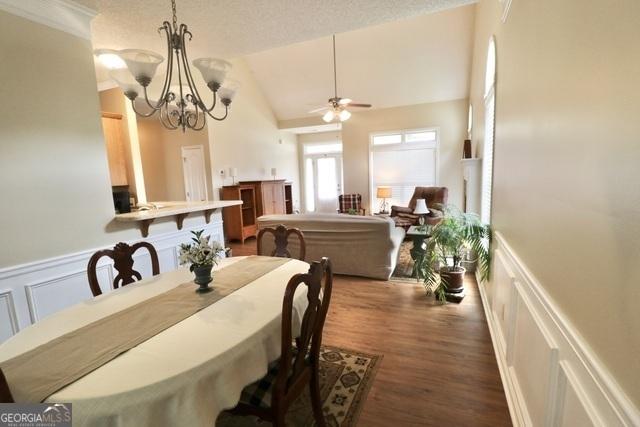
[171,0,178,30]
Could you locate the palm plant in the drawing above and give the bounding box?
[414,205,491,302]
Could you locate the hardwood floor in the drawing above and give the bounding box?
[229,238,512,426]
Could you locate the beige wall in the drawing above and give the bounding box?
[341,99,468,211]
[0,11,220,267]
[470,0,640,406]
[137,115,214,202]
[208,58,301,210]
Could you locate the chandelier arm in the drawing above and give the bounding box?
[178,25,217,113]
[206,104,229,121]
[130,98,161,118]
[187,102,202,129]
[160,103,180,130]
[139,22,174,112]
[191,113,207,131]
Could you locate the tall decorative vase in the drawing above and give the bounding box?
[193,265,213,293]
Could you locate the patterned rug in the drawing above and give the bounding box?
[392,241,416,279]
[216,346,382,427]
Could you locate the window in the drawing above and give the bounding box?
[369,129,439,213]
[481,37,497,224]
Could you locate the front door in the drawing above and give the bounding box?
[181,146,208,201]
[312,155,343,213]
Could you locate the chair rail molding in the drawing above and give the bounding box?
[477,231,640,426]
[0,215,224,343]
[0,0,96,40]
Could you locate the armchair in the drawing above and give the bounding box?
[390,187,448,229]
[338,194,366,215]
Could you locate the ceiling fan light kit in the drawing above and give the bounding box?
[310,35,372,123]
[95,0,238,132]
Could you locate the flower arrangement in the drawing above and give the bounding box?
[178,230,225,271]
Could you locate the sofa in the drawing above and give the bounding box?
[257,214,405,280]
[390,186,448,229]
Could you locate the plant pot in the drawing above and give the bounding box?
[193,265,213,293]
[439,266,466,303]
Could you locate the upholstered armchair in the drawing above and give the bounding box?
[390,187,448,229]
[338,194,366,215]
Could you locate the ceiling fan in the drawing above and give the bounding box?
[308,35,372,123]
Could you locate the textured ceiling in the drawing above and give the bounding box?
[245,5,476,120]
[77,0,475,58]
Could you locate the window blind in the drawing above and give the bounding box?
[481,92,495,224]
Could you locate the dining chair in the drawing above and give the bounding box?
[87,241,160,297]
[0,368,14,403]
[227,258,333,427]
[257,224,306,261]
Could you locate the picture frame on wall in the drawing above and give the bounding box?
[499,0,512,22]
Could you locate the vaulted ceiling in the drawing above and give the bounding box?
[245,5,476,120]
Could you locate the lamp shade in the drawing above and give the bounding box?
[218,79,240,102]
[413,199,430,215]
[117,49,164,81]
[192,58,232,86]
[229,167,238,178]
[376,186,392,198]
[109,68,140,98]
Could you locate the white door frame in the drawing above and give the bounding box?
[181,145,209,202]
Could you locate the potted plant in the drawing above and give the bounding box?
[179,230,225,293]
[414,205,491,303]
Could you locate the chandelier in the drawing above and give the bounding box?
[97,0,238,132]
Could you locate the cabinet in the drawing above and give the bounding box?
[240,180,287,217]
[101,112,128,187]
[221,184,257,243]
[284,182,293,214]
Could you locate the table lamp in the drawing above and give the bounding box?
[376,186,392,214]
[413,199,430,226]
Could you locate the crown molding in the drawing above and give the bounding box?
[0,0,96,40]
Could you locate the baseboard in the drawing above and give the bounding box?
[0,218,224,343]
[476,232,639,426]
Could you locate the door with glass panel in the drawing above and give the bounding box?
[303,143,344,213]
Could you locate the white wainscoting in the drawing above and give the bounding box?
[0,216,224,343]
[479,232,639,426]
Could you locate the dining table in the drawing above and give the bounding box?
[0,256,310,427]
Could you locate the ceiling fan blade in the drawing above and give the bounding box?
[308,106,331,113]
[338,98,352,105]
[348,103,372,108]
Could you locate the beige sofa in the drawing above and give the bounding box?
[257,214,405,280]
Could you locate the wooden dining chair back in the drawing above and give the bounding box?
[87,242,160,297]
[0,368,14,403]
[257,224,306,261]
[230,258,333,426]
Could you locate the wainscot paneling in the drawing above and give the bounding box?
[478,232,640,426]
[0,215,224,343]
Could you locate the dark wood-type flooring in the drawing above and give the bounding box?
[229,238,512,426]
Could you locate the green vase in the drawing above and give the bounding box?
[193,265,213,293]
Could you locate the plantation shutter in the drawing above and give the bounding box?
[481,90,495,224]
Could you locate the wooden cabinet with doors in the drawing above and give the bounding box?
[240,180,287,217]
[284,182,293,214]
[101,112,128,187]
[221,184,257,243]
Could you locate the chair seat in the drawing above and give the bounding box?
[239,349,309,409]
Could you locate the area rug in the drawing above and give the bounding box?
[216,345,382,427]
[392,241,416,279]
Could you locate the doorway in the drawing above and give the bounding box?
[181,145,208,201]
[305,153,343,213]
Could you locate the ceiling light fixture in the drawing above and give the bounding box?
[96,0,238,132]
[309,35,372,123]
